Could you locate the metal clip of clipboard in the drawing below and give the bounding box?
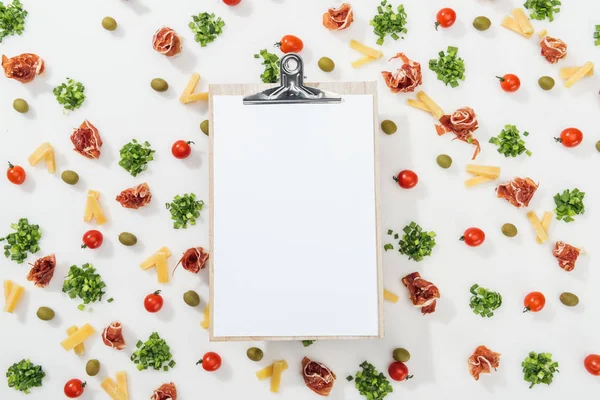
[243,53,342,105]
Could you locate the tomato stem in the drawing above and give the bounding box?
[274,42,282,48]
[153,290,162,295]
[82,382,87,388]
[406,375,414,380]
[81,244,87,249]
[7,161,14,169]
[392,176,398,182]
[553,137,562,143]
[196,359,203,365]
[523,306,530,313]
[187,141,195,145]
[434,21,440,31]
[459,236,465,241]
[496,76,505,82]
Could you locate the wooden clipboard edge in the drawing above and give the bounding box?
[208,82,383,342]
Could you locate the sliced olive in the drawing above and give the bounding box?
[436,154,452,169]
[538,76,555,91]
[392,348,410,362]
[13,98,29,113]
[150,78,169,92]
[318,57,335,72]
[381,120,397,135]
[36,306,55,321]
[246,347,264,362]
[472,16,491,31]
[200,119,209,136]
[118,232,137,246]
[501,223,518,237]
[102,17,117,31]
[86,359,101,376]
[61,170,80,185]
[560,292,579,307]
[183,290,200,307]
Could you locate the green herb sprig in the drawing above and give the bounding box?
[6,359,45,394]
[118,139,155,177]
[594,25,600,46]
[302,340,314,347]
[394,222,436,262]
[469,284,502,318]
[429,46,465,88]
[554,188,585,222]
[489,124,532,157]
[254,49,279,84]
[0,0,27,43]
[53,78,86,111]
[189,12,224,47]
[131,332,175,371]
[370,0,408,45]
[353,361,393,400]
[522,352,559,388]
[0,218,41,264]
[523,0,561,22]
[62,263,107,310]
[166,193,204,229]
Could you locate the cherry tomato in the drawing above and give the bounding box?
[555,128,583,148]
[497,74,521,92]
[460,228,485,247]
[198,352,222,372]
[584,354,600,376]
[172,140,194,159]
[523,291,546,313]
[81,230,103,249]
[64,379,85,398]
[276,35,304,54]
[223,0,241,5]
[393,170,418,189]
[435,8,456,30]
[144,290,164,313]
[6,162,26,185]
[388,362,413,381]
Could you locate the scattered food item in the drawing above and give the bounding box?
[301,340,315,347]
[189,12,224,47]
[302,357,336,396]
[527,211,548,243]
[560,66,594,80]
[402,272,440,314]
[322,3,354,31]
[553,241,580,272]
[200,119,209,135]
[3,280,24,312]
[62,264,106,309]
[472,16,491,31]
[175,247,209,274]
[555,127,583,148]
[28,142,55,173]
[469,284,502,317]
[166,193,204,229]
[116,183,152,209]
[200,303,210,329]
[595,25,600,46]
[101,371,129,400]
[596,140,600,152]
[118,232,137,246]
[2,53,43,83]
[66,326,86,355]
[352,361,392,400]
[223,0,241,5]
[429,46,465,87]
[27,254,56,287]
[12,98,28,113]
[524,0,561,21]
[172,140,193,159]
[468,345,500,380]
[64,378,85,398]
[84,190,107,224]
[436,154,452,169]
[0,218,41,263]
[523,291,545,313]
[71,120,102,159]
[501,14,533,38]
[119,139,155,176]
[255,49,280,83]
[461,228,485,247]
[0,0,28,42]
[6,162,25,184]
[497,74,520,92]
[85,360,100,376]
[584,355,600,376]
[179,73,208,103]
[564,62,594,88]
[132,332,175,371]
[501,223,518,237]
[388,361,412,381]
[54,78,86,111]
[380,120,397,134]
[318,57,335,72]
[144,290,164,313]
[102,16,117,31]
[553,188,585,222]
[413,91,444,119]
[151,78,169,92]
[276,35,303,53]
[522,352,558,388]
[559,292,579,307]
[82,230,103,249]
[489,124,531,157]
[198,352,221,372]
[535,212,552,244]
[61,170,79,185]
[61,324,95,352]
[435,8,456,30]
[36,306,55,321]
[152,27,182,57]
[140,246,172,284]
[497,177,538,208]
[392,223,436,261]
[151,382,178,400]
[350,40,383,68]
[183,290,200,307]
[437,107,480,159]
[540,36,567,64]
[392,348,410,362]
[383,289,399,302]
[256,360,289,380]
[512,8,534,35]
[393,170,418,189]
[371,0,407,45]
[381,53,422,93]
[247,347,264,362]
[6,359,45,394]
[102,321,126,350]
[538,76,555,90]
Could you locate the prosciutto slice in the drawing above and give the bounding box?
[540,36,567,64]
[436,107,481,160]
[151,383,177,400]
[322,3,354,31]
[468,345,500,380]
[553,241,580,272]
[152,27,182,57]
[2,53,45,83]
[176,247,209,274]
[401,272,440,315]
[71,120,103,159]
[102,321,126,350]
[27,254,56,288]
[496,177,538,208]
[116,183,152,209]
[302,357,336,397]
[381,53,422,93]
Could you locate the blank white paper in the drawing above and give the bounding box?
[212,95,379,338]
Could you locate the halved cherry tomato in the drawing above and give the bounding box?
[435,8,456,30]
[523,292,545,313]
[388,361,413,381]
[64,379,85,398]
[555,128,583,148]
[197,352,222,371]
[144,290,164,313]
[584,354,600,376]
[276,35,304,53]
[7,162,26,185]
[82,230,103,249]
[460,228,485,247]
[172,140,194,159]
[393,170,418,189]
[223,0,241,5]
[497,74,520,92]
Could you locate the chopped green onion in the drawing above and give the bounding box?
[370,0,408,45]
[488,124,532,157]
[62,263,107,310]
[118,139,155,177]
[429,46,465,88]
[53,78,86,111]
[395,222,436,262]
[0,218,41,264]
[553,188,585,223]
[469,284,502,318]
[523,0,561,22]
[254,49,280,84]
[6,359,45,394]
[189,12,224,47]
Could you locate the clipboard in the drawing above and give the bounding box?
[208,54,383,341]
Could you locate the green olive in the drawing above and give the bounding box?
[118,232,137,246]
[595,140,600,152]
[86,359,101,376]
[61,170,80,185]
[36,306,55,321]
[246,347,264,362]
[200,119,209,136]
[472,16,491,31]
[13,98,29,113]
[392,348,410,362]
[538,76,555,91]
[436,154,452,169]
[183,290,200,307]
[560,292,579,307]
[150,78,169,92]
[318,57,335,72]
[501,223,518,237]
[381,120,397,135]
[102,17,117,31]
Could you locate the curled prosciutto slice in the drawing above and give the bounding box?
[468,345,500,380]
[302,357,336,397]
[116,183,152,209]
[102,321,126,350]
[175,247,209,274]
[151,383,177,400]
[322,3,354,31]
[381,53,422,93]
[1,53,45,83]
[71,120,103,159]
[152,27,182,57]
[27,254,56,288]
[496,177,538,208]
[436,107,480,160]
[553,241,580,272]
[540,36,567,64]
[401,272,440,315]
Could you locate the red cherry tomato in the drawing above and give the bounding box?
[555,128,583,148]
[497,74,521,92]
[584,354,600,376]
[198,352,222,371]
[223,0,241,5]
[388,362,413,381]
[172,140,194,159]
[393,170,418,189]
[82,230,103,249]
[435,8,456,30]
[460,228,485,247]
[144,290,164,313]
[64,379,85,398]
[6,162,26,185]
[523,292,546,313]
[276,35,304,53]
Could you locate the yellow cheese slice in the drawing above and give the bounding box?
[538,29,548,38]
[179,73,200,103]
[416,91,444,120]
[501,16,533,38]
[4,280,13,302]
[61,323,95,351]
[406,99,431,113]
[45,149,56,174]
[512,8,533,35]
[351,55,377,69]
[256,360,289,380]
[84,190,101,223]
[350,40,383,59]
[3,284,24,313]
[560,66,594,80]
[116,371,128,399]
[28,143,52,166]
[101,377,128,400]
[465,176,494,188]
[140,247,172,270]
[182,92,209,103]
[527,211,548,243]
[536,211,553,244]
[84,192,107,225]
[565,62,594,88]
[156,253,169,283]
[465,165,501,179]
[200,303,210,329]
[270,361,285,393]
[66,326,85,355]
[383,289,399,303]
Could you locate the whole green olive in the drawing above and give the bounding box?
[436,154,452,169]
[36,306,55,321]
[86,359,101,376]
[381,120,397,135]
[183,290,200,307]
[595,140,600,152]
[501,223,518,237]
[392,348,410,362]
[102,17,117,31]
[200,120,209,136]
[13,98,29,113]
[559,292,579,307]
[318,57,335,72]
[61,170,80,185]
[472,16,491,31]
[118,232,137,246]
[150,78,169,92]
[538,76,555,91]
[246,347,264,362]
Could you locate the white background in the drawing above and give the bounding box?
[0,0,599,399]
